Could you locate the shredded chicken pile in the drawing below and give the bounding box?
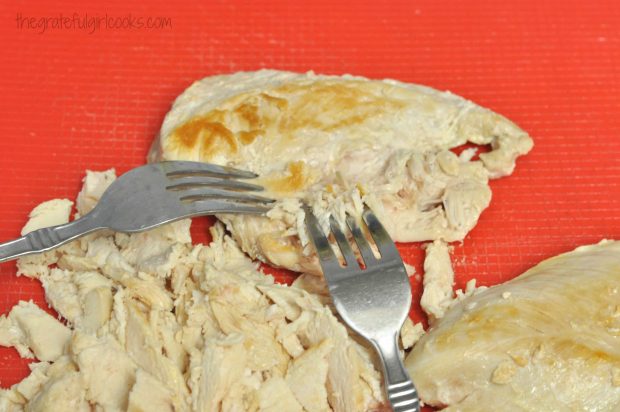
[0,170,424,412]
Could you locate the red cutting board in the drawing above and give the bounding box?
[1,0,619,404]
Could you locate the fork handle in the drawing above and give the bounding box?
[0,215,103,263]
[372,333,420,412]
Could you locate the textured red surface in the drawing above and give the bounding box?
[1,0,620,404]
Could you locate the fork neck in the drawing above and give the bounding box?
[49,213,105,242]
[371,333,420,412]
[0,213,105,263]
[371,332,410,384]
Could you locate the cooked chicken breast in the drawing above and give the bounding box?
[149,69,532,274]
[405,240,620,411]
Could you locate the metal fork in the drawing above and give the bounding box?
[304,206,420,412]
[0,161,274,263]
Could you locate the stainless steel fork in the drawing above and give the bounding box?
[0,161,274,263]
[304,206,420,412]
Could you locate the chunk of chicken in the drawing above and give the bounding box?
[286,339,333,412]
[74,334,137,411]
[0,314,32,359]
[76,169,116,216]
[2,301,71,362]
[77,279,113,332]
[16,199,74,279]
[40,269,81,325]
[420,240,455,323]
[20,199,73,236]
[406,240,620,411]
[14,363,49,402]
[400,318,425,350]
[191,334,247,411]
[123,300,189,410]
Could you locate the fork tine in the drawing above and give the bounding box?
[167,176,264,192]
[174,187,274,204]
[346,215,377,267]
[363,209,401,260]
[158,160,258,179]
[304,206,342,274]
[185,199,272,215]
[329,216,357,267]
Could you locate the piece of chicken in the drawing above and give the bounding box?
[20,199,73,237]
[420,240,455,323]
[15,199,75,279]
[75,169,116,216]
[14,362,50,402]
[73,334,138,411]
[285,338,333,412]
[405,240,620,411]
[0,301,71,362]
[190,333,248,411]
[122,299,190,410]
[149,69,532,275]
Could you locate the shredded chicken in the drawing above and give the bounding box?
[0,169,400,412]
